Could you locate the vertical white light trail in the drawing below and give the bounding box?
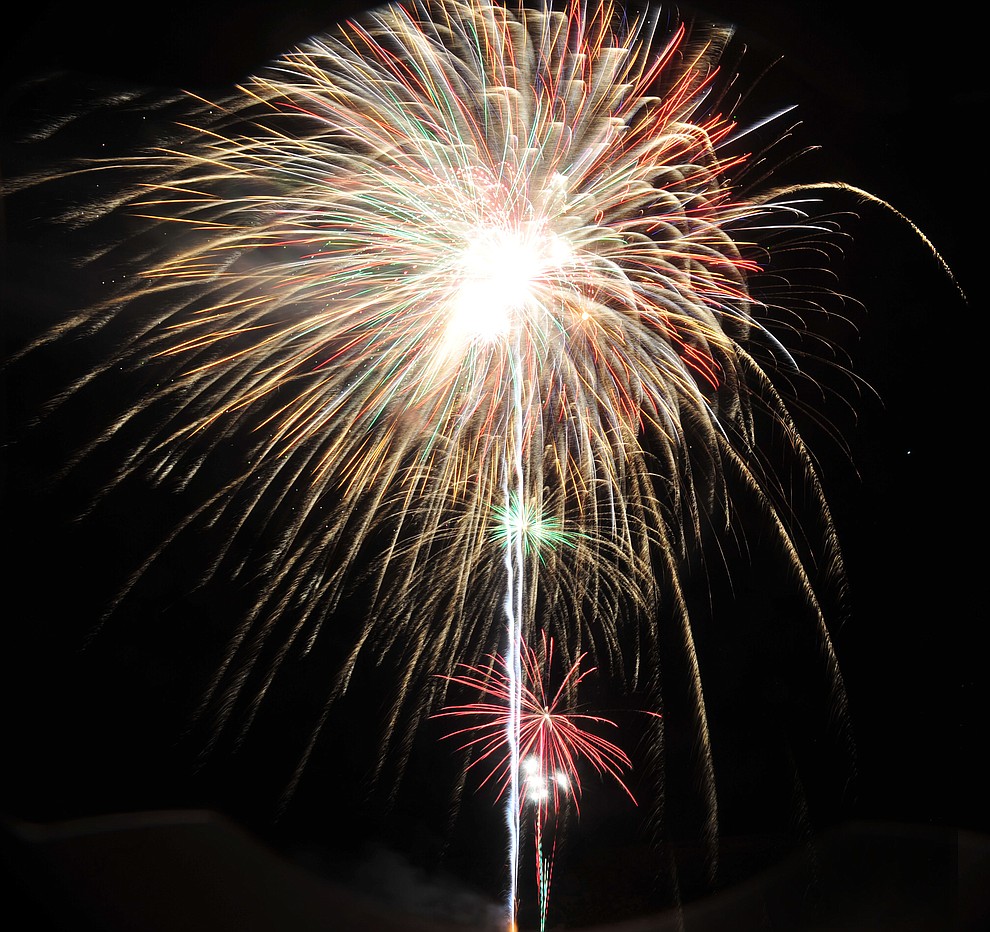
[455,221,550,928]
[503,332,527,930]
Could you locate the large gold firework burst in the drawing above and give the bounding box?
[7,0,863,871]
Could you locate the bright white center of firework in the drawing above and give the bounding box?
[522,756,541,776]
[508,512,538,538]
[447,226,571,344]
[521,756,570,804]
[529,782,550,803]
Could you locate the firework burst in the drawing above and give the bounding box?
[437,633,637,809]
[5,0,876,919]
[437,632,643,930]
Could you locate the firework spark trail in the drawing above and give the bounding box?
[504,408,524,921]
[5,0,876,921]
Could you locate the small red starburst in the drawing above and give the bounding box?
[435,632,638,815]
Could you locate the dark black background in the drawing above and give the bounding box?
[1,2,982,929]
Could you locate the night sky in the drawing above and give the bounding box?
[1,3,982,930]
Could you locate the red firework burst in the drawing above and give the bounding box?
[435,632,640,815]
